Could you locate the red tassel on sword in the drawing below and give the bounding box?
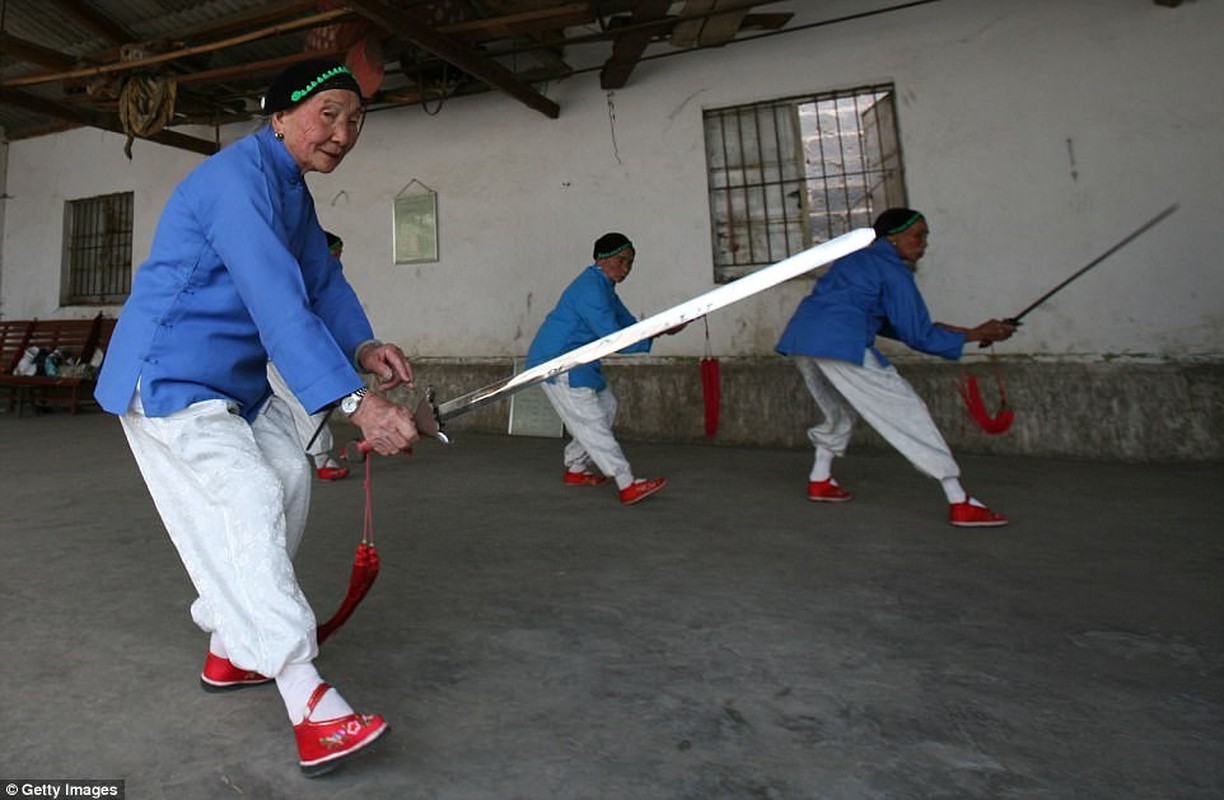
[957,345,1014,435]
[317,441,380,645]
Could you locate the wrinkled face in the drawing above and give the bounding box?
[888,219,929,265]
[597,248,635,283]
[273,89,363,174]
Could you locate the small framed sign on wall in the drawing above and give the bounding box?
[393,179,438,264]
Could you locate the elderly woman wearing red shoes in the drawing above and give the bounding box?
[776,208,1016,528]
[95,61,417,776]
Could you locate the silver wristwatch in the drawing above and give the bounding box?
[340,387,368,416]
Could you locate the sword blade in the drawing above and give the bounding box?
[1010,203,1178,324]
[431,227,876,427]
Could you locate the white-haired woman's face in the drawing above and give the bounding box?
[273,89,363,174]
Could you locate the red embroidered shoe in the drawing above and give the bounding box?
[563,470,608,486]
[295,683,389,777]
[200,652,272,692]
[807,479,852,503]
[317,464,350,481]
[949,501,1009,528]
[620,476,667,505]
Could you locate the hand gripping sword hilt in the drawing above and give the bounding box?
[413,385,450,444]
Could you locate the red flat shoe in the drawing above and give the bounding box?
[619,476,667,505]
[200,652,272,692]
[295,683,389,777]
[807,479,852,503]
[949,501,1009,528]
[317,465,350,481]
[563,470,608,486]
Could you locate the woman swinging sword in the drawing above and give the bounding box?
[776,208,1017,527]
[95,61,418,776]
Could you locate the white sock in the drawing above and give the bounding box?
[276,662,354,724]
[614,471,635,491]
[209,633,228,659]
[940,477,968,505]
[810,447,835,482]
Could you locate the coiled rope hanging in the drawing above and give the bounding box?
[117,43,177,159]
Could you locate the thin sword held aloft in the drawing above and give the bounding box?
[409,227,878,444]
[1006,203,1178,325]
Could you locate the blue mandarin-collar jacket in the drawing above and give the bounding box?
[526,264,652,391]
[96,126,372,421]
[775,238,966,366]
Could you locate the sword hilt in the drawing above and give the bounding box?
[413,385,450,444]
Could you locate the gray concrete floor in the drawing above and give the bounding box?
[1,409,1221,800]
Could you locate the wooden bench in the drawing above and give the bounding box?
[0,314,116,415]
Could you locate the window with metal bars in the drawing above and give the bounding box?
[62,191,134,305]
[703,83,907,281]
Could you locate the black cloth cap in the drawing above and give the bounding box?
[873,208,925,237]
[261,60,363,114]
[593,232,633,260]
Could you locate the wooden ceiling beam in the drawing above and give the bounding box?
[0,87,218,156]
[167,0,322,42]
[345,0,559,119]
[173,47,347,88]
[0,32,78,71]
[600,0,673,90]
[439,3,592,42]
[1,9,350,89]
[46,0,136,45]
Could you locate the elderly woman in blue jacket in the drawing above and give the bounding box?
[96,61,415,776]
[527,232,684,505]
[776,208,1015,528]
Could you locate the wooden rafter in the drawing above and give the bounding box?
[0,32,77,71]
[0,87,217,156]
[0,0,807,144]
[600,0,673,90]
[47,0,135,46]
[345,0,560,119]
[1,9,352,89]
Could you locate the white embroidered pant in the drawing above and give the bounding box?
[119,392,316,677]
[794,352,960,480]
[267,362,334,467]
[541,374,632,483]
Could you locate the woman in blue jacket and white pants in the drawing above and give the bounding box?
[96,61,417,775]
[776,208,1016,528]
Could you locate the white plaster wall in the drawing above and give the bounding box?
[1,125,213,319]
[3,0,1220,360]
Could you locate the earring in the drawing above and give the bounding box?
[274,130,284,141]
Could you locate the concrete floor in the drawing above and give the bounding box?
[1,409,1221,800]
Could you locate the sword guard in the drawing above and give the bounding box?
[414,385,450,444]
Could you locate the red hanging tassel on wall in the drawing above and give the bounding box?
[700,317,720,437]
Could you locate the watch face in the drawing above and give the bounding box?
[342,396,358,414]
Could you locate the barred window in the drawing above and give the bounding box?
[703,84,907,281]
[62,191,133,305]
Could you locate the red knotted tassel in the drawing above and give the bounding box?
[700,318,720,438]
[957,346,1014,435]
[316,450,380,645]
